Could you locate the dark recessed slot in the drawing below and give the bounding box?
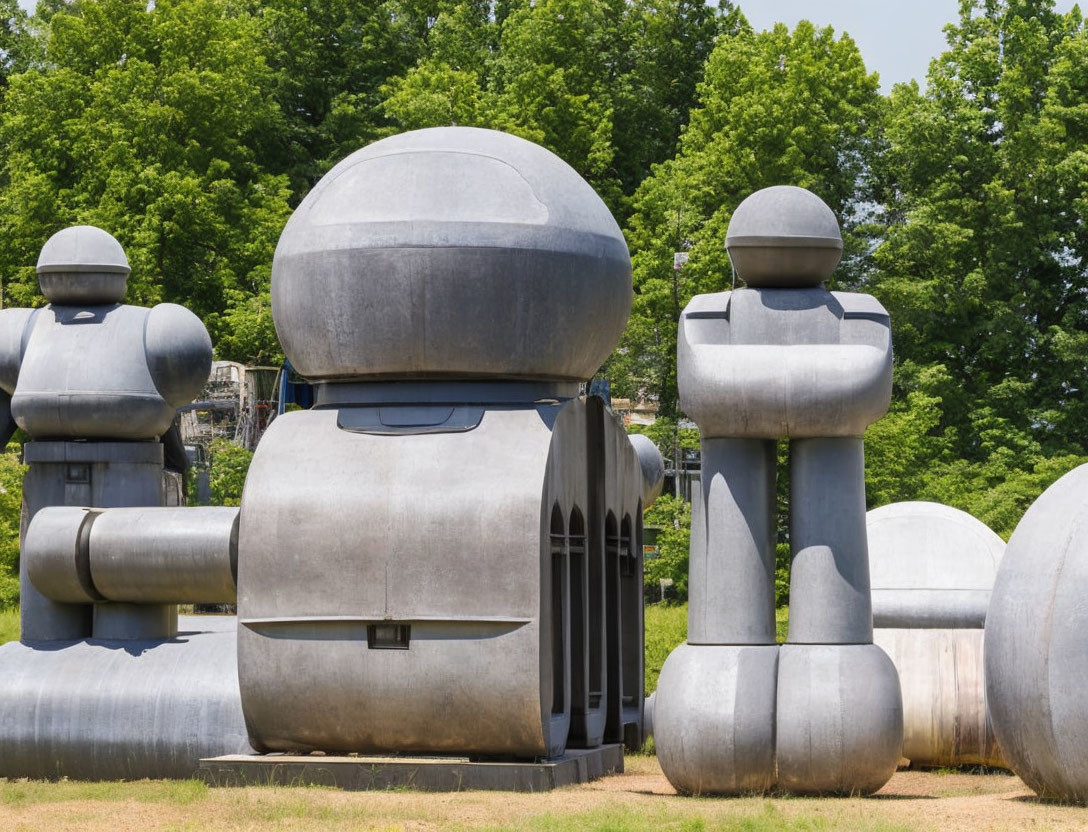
[367,623,411,650]
[66,463,90,484]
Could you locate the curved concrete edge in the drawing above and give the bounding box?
[654,644,778,796]
[0,616,250,780]
[986,463,1088,802]
[777,644,903,795]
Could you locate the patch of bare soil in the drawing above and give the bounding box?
[4,759,1088,831]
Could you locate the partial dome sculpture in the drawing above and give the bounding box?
[272,126,632,383]
[725,185,842,288]
[868,501,1006,769]
[36,225,131,305]
[986,463,1088,801]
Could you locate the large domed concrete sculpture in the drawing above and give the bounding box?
[4,129,657,789]
[869,501,1006,769]
[236,126,651,762]
[654,185,902,795]
[986,464,1088,800]
[0,227,250,779]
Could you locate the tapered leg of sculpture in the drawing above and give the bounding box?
[656,439,779,794]
[787,437,872,644]
[777,437,902,794]
[690,437,777,645]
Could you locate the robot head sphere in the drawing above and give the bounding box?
[36,225,130,305]
[725,186,842,288]
[271,126,632,383]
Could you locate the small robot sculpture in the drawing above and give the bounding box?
[0,225,213,642]
[0,226,249,779]
[654,186,903,795]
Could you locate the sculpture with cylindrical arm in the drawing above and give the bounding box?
[654,186,903,795]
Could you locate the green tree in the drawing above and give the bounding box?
[0,441,24,609]
[867,0,1088,528]
[255,0,439,198]
[383,1,734,217]
[202,438,253,507]
[0,0,291,366]
[614,18,884,447]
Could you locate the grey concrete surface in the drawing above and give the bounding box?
[629,433,665,509]
[36,224,130,304]
[0,616,250,779]
[0,227,244,779]
[689,438,776,645]
[272,126,631,383]
[869,501,1004,629]
[868,501,1006,769]
[986,462,1088,801]
[776,644,902,795]
[200,744,624,792]
[725,185,843,288]
[657,186,899,796]
[788,437,873,644]
[654,644,778,795]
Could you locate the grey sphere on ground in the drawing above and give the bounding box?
[725,185,842,288]
[272,126,632,383]
[986,462,1088,802]
[36,225,130,305]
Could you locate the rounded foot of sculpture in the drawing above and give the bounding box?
[776,643,902,795]
[654,643,778,795]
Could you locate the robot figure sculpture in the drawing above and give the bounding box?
[654,186,903,795]
[0,226,250,779]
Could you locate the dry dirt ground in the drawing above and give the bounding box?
[3,755,1088,832]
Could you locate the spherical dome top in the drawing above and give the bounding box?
[725,186,842,288]
[272,127,632,383]
[867,501,1004,628]
[36,225,130,304]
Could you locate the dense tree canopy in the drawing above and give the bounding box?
[0,0,1087,605]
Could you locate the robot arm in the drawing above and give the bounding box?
[144,303,213,408]
[0,307,38,396]
[679,342,892,438]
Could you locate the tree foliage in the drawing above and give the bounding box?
[0,0,1086,602]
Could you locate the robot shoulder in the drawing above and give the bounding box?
[144,303,213,406]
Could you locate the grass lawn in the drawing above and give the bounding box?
[0,607,17,645]
[0,755,1076,832]
[645,602,787,693]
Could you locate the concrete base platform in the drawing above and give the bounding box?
[198,744,624,792]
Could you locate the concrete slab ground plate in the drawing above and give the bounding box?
[198,744,625,792]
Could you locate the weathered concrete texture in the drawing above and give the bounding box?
[26,505,239,605]
[688,438,776,645]
[237,395,645,760]
[0,616,250,780]
[199,744,624,792]
[272,126,631,383]
[776,644,902,795]
[725,185,843,288]
[657,186,899,797]
[654,644,778,795]
[628,433,665,509]
[868,501,1006,769]
[869,501,1004,629]
[36,224,130,304]
[677,289,893,439]
[874,629,1003,768]
[986,463,1088,801]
